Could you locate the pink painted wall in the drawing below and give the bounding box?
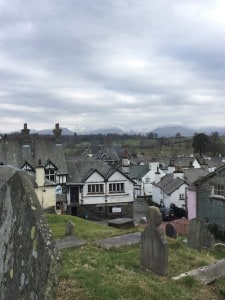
[187,189,196,220]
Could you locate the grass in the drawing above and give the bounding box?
[46,214,225,300]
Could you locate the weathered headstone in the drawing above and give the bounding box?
[187,218,214,252]
[173,259,225,284]
[0,170,60,300]
[166,223,177,239]
[140,206,168,276]
[65,220,75,236]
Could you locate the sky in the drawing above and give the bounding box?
[1,0,225,133]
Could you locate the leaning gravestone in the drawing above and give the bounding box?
[166,223,177,239]
[140,206,168,276]
[0,171,60,300]
[187,218,214,252]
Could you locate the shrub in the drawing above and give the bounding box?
[207,223,225,242]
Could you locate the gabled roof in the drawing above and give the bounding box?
[0,135,68,175]
[66,160,135,184]
[194,163,225,185]
[153,173,186,195]
[183,168,209,185]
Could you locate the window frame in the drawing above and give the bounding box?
[87,184,104,194]
[179,194,185,200]
[213,185,225,198]
[109,183,125,193]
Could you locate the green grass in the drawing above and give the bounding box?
[46,214,138,241]
[46,214,225,300]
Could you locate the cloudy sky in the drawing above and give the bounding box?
[1,0,225,133]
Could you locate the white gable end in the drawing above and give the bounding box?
[108,171,128,182]
[86,172,105,183]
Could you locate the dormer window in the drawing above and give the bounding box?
[45,161,57,182]
[21,162,34,172]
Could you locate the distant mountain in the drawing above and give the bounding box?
[37,128,74,135]
[152,124,195,137]
[80,126,126,135]
[11,123,225,137]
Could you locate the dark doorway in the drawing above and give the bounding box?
[70,187,79,204]
[71,206,77,216]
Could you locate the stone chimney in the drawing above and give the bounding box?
[121,148,130,175]
[53,123,62,144]
[35,159,45,187]
[21,123,30,145]
[167,159,176,174]
[154,167,161,183]
[173,166,184,180]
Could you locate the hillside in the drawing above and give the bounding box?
[47,214,225,300]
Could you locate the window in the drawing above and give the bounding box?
[213,185,224,197]
[45,162,57,182]
[88,184,104,194]
[145,177,150,183]
[45,168,56,181]
[109,183,124,193]
[179,194,185,200]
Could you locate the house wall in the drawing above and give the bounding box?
[141,163,165,197]
[82,171,134,205]
[152,184,187,209]
[187,189,196,220]
[35,186,56,210]
[196,169,225,225]
[67,170,134,219]
[192,159,201,168]
[75,202,134,220]
[35,166,56,210]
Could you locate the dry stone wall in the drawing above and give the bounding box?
[0,171,60,300]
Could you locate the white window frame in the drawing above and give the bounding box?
[88,184,104,194]
[109,183,125,193]
[212,185,225,197]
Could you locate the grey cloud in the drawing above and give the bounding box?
[0,0,225,132]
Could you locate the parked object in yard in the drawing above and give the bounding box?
[160,207,175,221]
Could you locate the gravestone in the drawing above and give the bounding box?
[140,206,168,276]
[187,218,214,252]
[166,223,177,239]
[65,220,75,236]
[0,170,60,300]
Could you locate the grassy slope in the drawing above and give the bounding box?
[46,214,225,300]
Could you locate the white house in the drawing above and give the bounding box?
[152,170,188,210]
[129,162,165,198]
[66,160,135,220]
[35,163,56,211]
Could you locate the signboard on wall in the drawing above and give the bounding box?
[55,185,62,195]
[112,207,122,213]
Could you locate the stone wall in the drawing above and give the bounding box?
[0,171,60,300]
[197,168,225,226]
[70,202,134,220]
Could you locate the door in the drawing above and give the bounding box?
[70,186,79,204]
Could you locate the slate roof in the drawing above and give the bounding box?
[128,165,149,179]
[153,173,185,195]
[66,160,134,184]
[0,135,68,175]
[183,168,209,185]
[194,163,225,185]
